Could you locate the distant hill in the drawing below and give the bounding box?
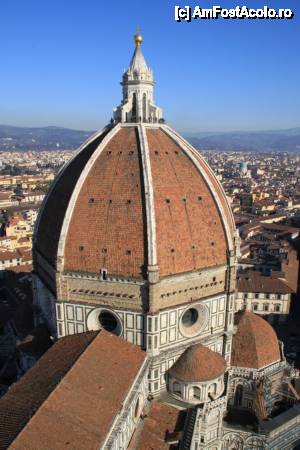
[187,128,300,152]
[0,124,300,152]
[0,125,93,151]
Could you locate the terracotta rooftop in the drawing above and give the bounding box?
[6,330,146,450]
[0,331,97,450]
[146,128,230,276]
[241,221,300,240]
[35,124,234,280]
[35,130,108,267]
[169,344,226,382]
[231,311,281,369]
[64,126,147,278]
[134,401,185,450]
[237,271,294,294]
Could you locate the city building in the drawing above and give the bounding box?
[236,271,293,323]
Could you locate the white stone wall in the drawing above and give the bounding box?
[103,359,149,450]
[191,397,227,450]
[169,373,225,404]
[56,302,145,346]
[56,293,233,346]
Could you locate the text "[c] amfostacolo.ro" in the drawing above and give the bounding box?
[175,5,295,21]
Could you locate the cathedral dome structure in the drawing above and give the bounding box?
[35,125,235,279]
[34,38,235,283]
[168,344,226,404]
[33,34,238,397]
[169,344,226,382]
[231,311,282,369]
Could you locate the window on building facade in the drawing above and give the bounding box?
[134,397,141,421]
[143,93,147,121]
[182,308,198,327]
[101,268,107,280]
[234,384,243,406]
[253,304,258,311]
[263,304,269,311]
[132,93,137,120]
[98,310,121,335]
[275,305,280,312]
[193,386,201,399]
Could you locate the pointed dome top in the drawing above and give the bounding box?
[169,344,226,382]
[129,35,149,74]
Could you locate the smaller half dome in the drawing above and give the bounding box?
[232,311,281,369]
[169,344,226,382]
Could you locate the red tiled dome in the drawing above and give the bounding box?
[232,311,281,369]
[169,344,226,382]
[34,124,235,280]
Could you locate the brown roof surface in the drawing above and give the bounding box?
[64,126,147,278]
[241,221,300,240]
[7,263,32,273]
[35,124,232,279]
[237,272,294,294]
[35,129,108,268]
[136,401,185,450]
[169,344,226,382]
[147,128,229,276]
[0,331,97,450]
[0,250,21,261]
[8,330,146,450]
[231,311,281,369]
[192,149,236,236]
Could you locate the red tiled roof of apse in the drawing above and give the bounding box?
[8,330,146,450]
[146,128,229,276]
[169,344,226,382]
[231,311,281,369]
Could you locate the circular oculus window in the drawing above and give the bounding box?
[87,308,122,336]
[179,303,209,338]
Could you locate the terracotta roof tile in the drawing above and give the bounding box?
[64,127,147,278]
[0,331,97,450]
[169,344,226,382]
[147,128,228,276]
[35,125,233,279]
[8,330,146,450]
[231,311,281,369]
[136,401,185,450]
[237,272,293,294]
[35,131,108,268]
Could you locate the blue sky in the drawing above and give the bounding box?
[1,0,299,132]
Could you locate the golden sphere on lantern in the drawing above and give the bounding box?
[134,33,143,46]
